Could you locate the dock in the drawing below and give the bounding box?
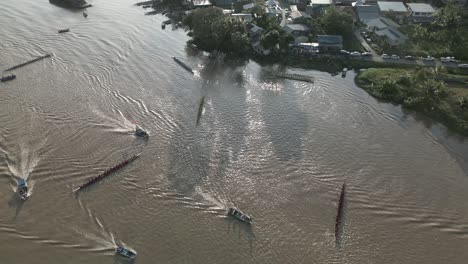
[5,54,52,71]
[172,56,194,74]
[273,72,314,83]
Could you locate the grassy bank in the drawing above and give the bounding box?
[356,68,468,135]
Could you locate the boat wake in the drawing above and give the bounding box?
[91,108,137,134]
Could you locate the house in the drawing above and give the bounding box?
[407,3,436,23]
[266,0,279,6]
[191,0,212,8]
[214,0,233,6]
[284,24,312,37]
[243,3,255,10]
[377,1,408,23]
[364,17,400,31]
[374,27,408,46]
[231,13,254,22]
[355,4,380,22]
[307,0,333,16]
[265,5,282,18]
[362,16,408,47]
[246,23,264,37]
[291,5,312,21]
[317,35,343,52]
[246,24,271,55]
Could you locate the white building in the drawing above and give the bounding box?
[407,3,436,23]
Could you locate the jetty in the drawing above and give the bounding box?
[74,154,140,192]
[335,182,346,240]
[172,56,194,74]
[196,95,205,126]
[273,72,314,83]
[5,54,52,72]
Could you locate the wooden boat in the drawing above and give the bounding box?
[227,207,252,224]
[342,68,348,77]
[335,182,346,238]
[74,154,140,192]
[58,29,70,33]
[172,57,194,74]
[1,75,16,82]
[116,246,137,259]
[135,126,148,137]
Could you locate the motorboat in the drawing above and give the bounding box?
[227,207,252,224]
[1,75,16,82]
[115,246,137,259]
[17,179,28,200]
[58,29,70,33]
[135,126,148,137]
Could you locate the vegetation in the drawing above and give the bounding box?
[399,5,468,60]
[183,7,250,54]
[356,68,468,135]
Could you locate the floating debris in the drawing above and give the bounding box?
[172,56,194,74]
[5,54,51,71]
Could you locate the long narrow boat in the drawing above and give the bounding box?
[172,56,194,74]
[74,154,140,192]
[335,182,346,239]
[1,75,16,82]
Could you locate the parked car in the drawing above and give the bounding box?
[391,55,400,60]
[458,64,468,68]
[340,50,350,55]
[404,55,415,60]
[350,51,361,57]
[366,38,372,42]
[423,56,435,61]
[361,52,372,57]
[441,57,452,62]
[381,54,390,59]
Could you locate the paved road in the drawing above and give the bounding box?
[352,30,462,68]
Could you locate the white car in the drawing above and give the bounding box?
[391,55,400,60]
[441,57,452,62]
[381,54,390,59]
[361,52,372,56]
[350,51,361,57]
[340,50,350,55]
[458,64,468,68]
[423,56,435,61]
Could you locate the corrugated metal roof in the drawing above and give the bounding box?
[407,3,435,13]
[377,1,407,13]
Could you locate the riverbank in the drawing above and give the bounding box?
[355,68,468,136]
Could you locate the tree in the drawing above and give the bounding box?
[183,7,250,54]
[261,30,280,49]
[319,7,353,37]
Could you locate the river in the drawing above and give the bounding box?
[1,0,468,263]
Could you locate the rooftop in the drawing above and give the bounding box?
[317,35,343,44]
[364,17,400,30]
[356,5,380,21]
[311,0,333,5]
[284,24,312,32]
[377,1,407,13]
[407,3,436,13]
[375,27,408,41]
[192,0,212,6]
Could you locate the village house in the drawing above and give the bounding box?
[191,0,212,8]
[317,35,343,52]
[407,3,436,23]
[377,1,408,23]
[307,0,333,16]
[284,24,313,37]
[290,5,312,22]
